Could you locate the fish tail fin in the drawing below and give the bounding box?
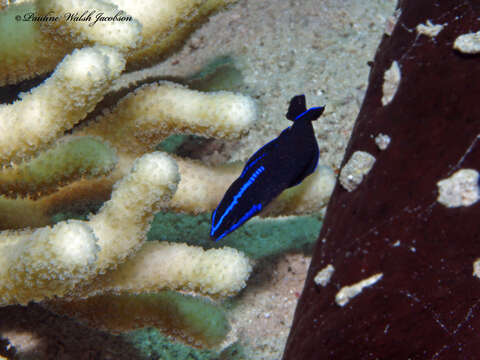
[286,94,307,121]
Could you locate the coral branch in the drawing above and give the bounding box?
[80,81,257,157]
[46,291,230,348]
[0,46,125,165]
[0,154,332,232]
[0,0,238,85]
[74,241,252,298]
[37,0,142,51]
[0,152,180,305]
[88,152,180,271]
[0,220,99,305]
[0,136,117,199]
[0,2,73,85]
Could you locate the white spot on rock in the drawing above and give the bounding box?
[375,133,391,150]
[473,258,480,279]
[381,61,401,106]
[416,20,444,38]
[392,240,400,247]
[340,151,376,192]
[454,31,480,54]
[314,264,335,287]
[437,169,480,207]
[335,273,383,307]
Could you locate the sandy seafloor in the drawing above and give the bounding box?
[1,0,397,359]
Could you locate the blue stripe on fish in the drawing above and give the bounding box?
[210,95,324,241]
[210,165,265,237]
[294,106,326,121]
[214,203,263,241]
[240,153,266,178]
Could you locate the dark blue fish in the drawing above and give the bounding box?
[210,95,324,241]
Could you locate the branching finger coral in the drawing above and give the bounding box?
[0,45,125,165]
[87,152,180,271]
[37,0,142,52]
[0,154,334,239]
[0,220,99,305]
[79,81,257,158]
[0,152,180,305]
[73,241,252,298]
[0,0,237,85]
[38,0,238,69]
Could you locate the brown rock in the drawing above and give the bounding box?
[283,1,480,358]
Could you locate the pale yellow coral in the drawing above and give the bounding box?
[0,220,99,305]
[74,241,252,298]
[39,0,238,65]
[0,46,125,166]
[103,0,238,67]
[0,154,332,235]
[0,152,181,305]
[37,0,142,51]
[0,2,74,85]
[0,81,257,230]
[80,81,256,157]
[0,153,333,231]
[88,152,180,271]
[1,0,237,85]
[263,164,336,216]
[0,149,256,303]
[0,151,259,305]
[172,159,240,214]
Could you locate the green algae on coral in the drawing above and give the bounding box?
[159,291,230,347]
[125,327,217,360]
[124,327,246,360]
[48,291,230,348]
[186,56,244,92]
[0,2,72,85]
[0,136,116,198]
[157,134,192,154]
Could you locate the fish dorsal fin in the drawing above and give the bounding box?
[286,95,307,121]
